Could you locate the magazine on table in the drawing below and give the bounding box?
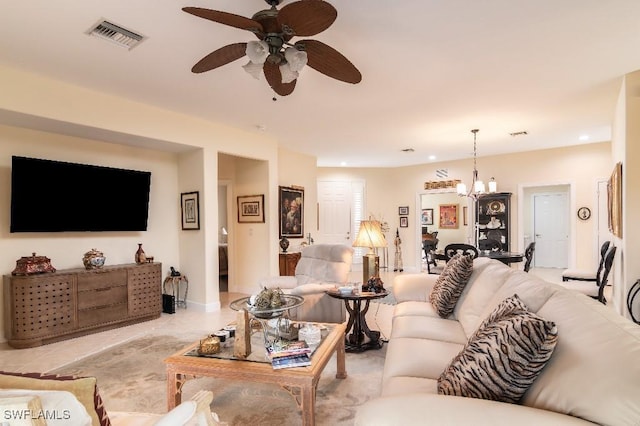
[271,353,312,369]
[266,340,311,359]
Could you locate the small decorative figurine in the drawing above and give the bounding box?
[393,228,404,272]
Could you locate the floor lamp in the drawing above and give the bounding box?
[352,220,387,284]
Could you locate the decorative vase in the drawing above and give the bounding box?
[135,243,147,264]
[83,248,106,270]
[279,237,290,253]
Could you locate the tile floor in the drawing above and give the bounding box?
[0,266,608,374]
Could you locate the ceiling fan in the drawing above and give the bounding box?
[182,0,362,96]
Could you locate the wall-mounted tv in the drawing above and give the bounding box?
[10,156,151,232]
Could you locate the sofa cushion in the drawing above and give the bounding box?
[392,300,440,319]
[523,289,640,425]
[383,337,464,388]
[437,296,558,403]
[390,315,468,344]
[429,254,474,318]
[0,371,110,426]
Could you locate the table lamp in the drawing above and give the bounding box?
[352,220,387,284]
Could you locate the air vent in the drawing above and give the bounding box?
[87,20,144,50]
[401,148,415,152]
[435,169,449,178]
[509,131,528,137]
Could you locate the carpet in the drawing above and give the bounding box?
[52,334,386,425]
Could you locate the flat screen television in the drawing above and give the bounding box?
[10,156,151,232]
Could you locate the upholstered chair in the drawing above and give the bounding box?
[258,244,354,323]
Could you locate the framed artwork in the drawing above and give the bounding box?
[399,216,409,228]
[608,162,622,237]
[237,194,265,223]
[439,204,459,229]
[398,206,409,215]
[463,206,468,226]
[279,186,304,238]
[421,208,434,226]
[181,191,200,230]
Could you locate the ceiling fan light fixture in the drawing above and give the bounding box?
[284,47,307,72]
[242,60,263,80]
[246,40,269,64]
[279,63,299,83]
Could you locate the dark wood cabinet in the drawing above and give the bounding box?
[3,263,161,348]
[476,193,512,251]
[279,252,301,276]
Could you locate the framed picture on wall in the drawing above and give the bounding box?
[237,194,265,223]
[608,162,622,237]
[400,216,409,228]
[421,208,434,226]
[279,186,304,238]
[439,204,459,229]
[181,191,200,230]
[398,206,409,215]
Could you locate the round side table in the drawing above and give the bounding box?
[163,275,189,309]
[326,290,388,352]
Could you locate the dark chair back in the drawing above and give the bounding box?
[478,239,502,252]
[523,242,536,272]
[597,246,617,304]
[594,241,611,283]
[444,243,478,260]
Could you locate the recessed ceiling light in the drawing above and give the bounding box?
[579,134,589,141]
[428,155,436,160]
[340,161,347,167]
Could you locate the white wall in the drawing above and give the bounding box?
[319,142,612,273]
[0,64,282,341]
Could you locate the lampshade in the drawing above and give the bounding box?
[242,60,263,80]
[353,220,387,252]
[284,47,307,72]
[279,63,299,84]
[245,40,269,64]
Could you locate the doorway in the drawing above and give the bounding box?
[520,184,572,269]
[218,180,231,293]
[317,179,366,262]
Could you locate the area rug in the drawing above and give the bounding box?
[52,334,386,425]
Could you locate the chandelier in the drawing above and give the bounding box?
[456,129,497,199]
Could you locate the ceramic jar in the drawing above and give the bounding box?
[83,249,106,270]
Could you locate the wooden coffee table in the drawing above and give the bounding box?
[164,322,347,426]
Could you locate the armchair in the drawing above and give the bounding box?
[258,244,354,323]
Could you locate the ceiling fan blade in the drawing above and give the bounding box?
[295,39,362,84]
[191,43,247,74]
[264,62,296,96]
[278,1,337,37]
[182,7,263,33]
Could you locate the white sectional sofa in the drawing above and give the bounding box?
[355,257,640,425]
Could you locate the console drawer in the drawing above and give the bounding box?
[78,285,128,310]
[77,270,127,291]
[78,302,128,327]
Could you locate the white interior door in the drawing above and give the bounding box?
[317,180,354,245]
[533,193,569,268]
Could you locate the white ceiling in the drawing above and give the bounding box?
[1,1,639,167]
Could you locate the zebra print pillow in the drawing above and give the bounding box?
[437,296,558,403]
[429,253,474,318]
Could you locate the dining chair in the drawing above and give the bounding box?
[523,242,536,272]
[444,243,479,260]
[561,241,610,282]
[559,245,616,304]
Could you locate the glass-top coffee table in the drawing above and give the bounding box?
[164,321,347,426]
